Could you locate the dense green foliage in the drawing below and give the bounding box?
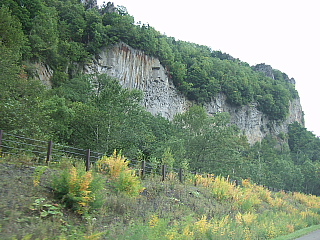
[1,0,297,120]
[1,0,320,196]
[243,127,320,195]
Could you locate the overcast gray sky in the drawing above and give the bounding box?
[98,0,320,136]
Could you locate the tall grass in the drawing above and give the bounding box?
[3,153,320,240]
[117,175,320,240]
[96,150,145,196]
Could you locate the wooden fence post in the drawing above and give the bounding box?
[0,130,3,155]
[161,165,166,181]
[86,149,91,171]
[234,179,238,186]
[141,160,146,179]
[194,172,198,186]
[179,168,184,183]
[46,140,53,164]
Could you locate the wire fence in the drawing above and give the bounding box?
[0,130,103,170]
[0,130,191,183]
[0,129,290,192]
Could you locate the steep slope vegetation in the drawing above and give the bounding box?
[2,0,298,120]
[1,156,320,240]
[1,0,320,195]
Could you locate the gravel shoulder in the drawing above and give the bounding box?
[294,229,320,240]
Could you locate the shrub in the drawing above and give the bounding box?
[193,174,239,201]
[96,150,144,197]
[52,163,104,215]
[211,176,238,201]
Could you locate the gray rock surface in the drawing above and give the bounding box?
[85,42,304,144]
[34,42,304,144]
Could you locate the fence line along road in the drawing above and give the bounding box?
[0,130,294,190]
[0,130,187,182]
[0,130,103,171]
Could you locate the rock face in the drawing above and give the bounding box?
[253,63,275,79]
[205,94,304,144]
[34,62,53,89]
[84,42,303,144]
[80,0,97,9]
[85,43,191,119]
[253,63,296,85]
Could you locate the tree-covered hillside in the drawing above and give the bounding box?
[1,0,320,195]
[1,0,297,120]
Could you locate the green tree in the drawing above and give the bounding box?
[54,0,86,42]
[288,122,320,162]
[56,74,93,103]
[0,6,27,55]
[1,0,44,33]
[84,8,109,53]
[54,74,159,159]
[102,9,135,43]
[41,95,75,142]
[0,6,51,138]
[29,6,59,61]
[300,160,320,194]
[172,106,245,176]
[242,135,320,193]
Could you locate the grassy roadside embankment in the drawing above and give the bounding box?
[1,153,320,239]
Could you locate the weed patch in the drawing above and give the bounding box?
[52,163,105,215]
[2,158,320,239]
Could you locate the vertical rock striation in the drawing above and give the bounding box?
[34,62,53,89]
[85,42,191,119]
[83,42,304,144]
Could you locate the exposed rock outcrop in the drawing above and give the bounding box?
[34,62,53,89]
[253,63,275,79]
[253,63,296,85]
[80,0,97,9]
[84,42,304,144]
[35,42,303,144]
[85,43,191,119]
[205,94,303,143]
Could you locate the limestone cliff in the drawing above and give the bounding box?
[35,42,304,144]
[205,94,303,144]
[83,42,304,144]
[84,43,191,119]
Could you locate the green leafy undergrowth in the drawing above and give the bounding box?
[52,162,105,215]
[0,162,101,239]
[29,197,63,218]
[1,156,320,240]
